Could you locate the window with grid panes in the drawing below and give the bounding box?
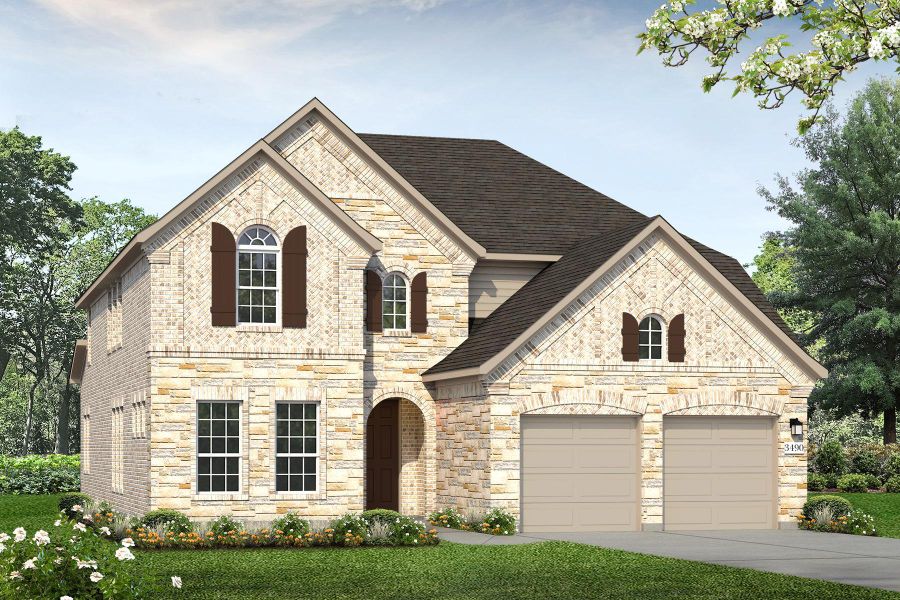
[275,402,318,492]
[197,401,240,492]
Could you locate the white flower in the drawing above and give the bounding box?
[9,571,20,580]
[772,0,790,17]
[779,61,801,81]
[76,558,97,569]
[90,571,104,583]
[61,596,74,600]
[171,576,183,589]
[73,523,87,532]
[0,533,9,543]
[13,528,26,542]
[115,547,135,561]
[0,543,5,553]
[82,513,93,522]
[869,38,888,60]
[22,558,36,570]
[70,505,82,513]
[33,530,50,546]
[100,527,111,536]
[54,557,63,565]
[683,16,705,38]
[121,537,135,548]
[54,520,61,527]
[669,0,683,11]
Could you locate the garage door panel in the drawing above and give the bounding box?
[664,417,776,531]
[522,416,639,533]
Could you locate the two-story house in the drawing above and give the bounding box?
[69,99,825,533]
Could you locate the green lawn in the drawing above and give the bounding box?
[811,492,900,538]
[3,494,899,600]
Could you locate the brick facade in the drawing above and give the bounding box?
[79,105,817,529]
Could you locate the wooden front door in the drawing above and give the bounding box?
[366,398,399,511]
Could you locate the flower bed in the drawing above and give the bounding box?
[428,507,516,535]
[0,504,181,599]
[797,495,877,536]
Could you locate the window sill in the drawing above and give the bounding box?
[235,324,283,333]
[271,491,325,501]
[192,492,249,502]
[380,329,412,338]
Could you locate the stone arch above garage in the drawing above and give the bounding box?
[520,388,647,416]
[660,390,784,416]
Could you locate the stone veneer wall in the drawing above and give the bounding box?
[398,398,425,515]
[80,258,152,516]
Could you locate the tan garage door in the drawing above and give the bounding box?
[664,416,776,531]
[521,415,639,533]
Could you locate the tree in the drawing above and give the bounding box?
[640,1,900,132]
[750,235,819,341]
[760,78,900,443]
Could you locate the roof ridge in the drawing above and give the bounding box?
[359,132,500,143]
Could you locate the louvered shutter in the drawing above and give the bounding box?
[365,270,383,332]
[210,223,236,327]
[283,226,308,328]
[410,272,428,333]
[621,312,639,362]
[668,313,686,362]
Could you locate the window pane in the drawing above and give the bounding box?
[395,286,406,300]
[251,307,262,322]
[651,332,661,345]
[212,420,225,436]
[304,475,316,491]
[239,271,251,286]
[226,475,239,492]
[264,254,276,269]
[226,438,239,454]
[290,475,302,491]
[304,457,316,473]
[383,315,393,330]
[290,457,303,473]
[289,403,303,419]
[199,476,211,492]
[290,438,301,453]
[198,403,211,419]
[238,253,250,268]
[212,403,225,419]
[226,403,238,419]
[238,289,250,304]
[263,307,275,323]
[238,307,250,322]
[304,421,316,436]
[263,290,275,305]
[276,457,288,474]
[264,271,276,287]
[638,331,649,345]
[395,315,406,329]
[276,475,288,492]
[639,346,649,360]
[198,420,210,436]
[305,438,316,453]
[276,420,289,436]
[277,437,289,454]
[277,404,289,420]
[226,457,239,474]
[211,476,225,492]
[212,437,225,453]
[198,437,210,454]
[198,458,210,475]
[652,346,662,359]
[252,253,263,269]
[304,404,316,419]
[212,457,225,474]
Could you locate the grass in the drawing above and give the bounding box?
[3,494,900,599]
[811,492,900,538]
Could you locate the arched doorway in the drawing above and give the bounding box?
[366,398,399,510]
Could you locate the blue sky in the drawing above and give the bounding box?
[0,0,892,264]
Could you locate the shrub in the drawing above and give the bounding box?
[865,474,882,490]
[366,521,393,546]
[813,440,847,476]
[272,512,309,538]
[139,509,193,535]
[0,510,181,597]
[361,508,402,525]
[883,453,900,480]
[329,514,369,546]
[0,454,80,494]
[58,492,92,513]
[850,449,881,477]
[823,473,839,489]
[837,473,870,493]
[475,508,516,536]
[803,495,852,519]
[807,473,827,491]
[885,475,900,493]
[799,508,877,536]
[389,515,430,545]
[209,515,242,537]
[428,507,467,529]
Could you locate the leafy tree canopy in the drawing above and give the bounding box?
[750,235,819,340]
[640,1,900,132]
[760,77,900,442]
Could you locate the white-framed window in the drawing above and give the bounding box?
[382,273,408,331]
[111,406,124,493]
[237,226,279,325]
[275,402,318,492]
[197,401,241,493]
[638,315,663,360]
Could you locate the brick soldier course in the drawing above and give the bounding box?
[71,99,825,530]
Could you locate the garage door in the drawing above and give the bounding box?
[664,417,776,531]
[521,415,639,533]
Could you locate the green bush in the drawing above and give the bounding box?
[57,492,91,513]
[272,512,310,537]
[850,449,881,477]
[883,453,900,480]
[209,515,243,536]
[807,473,827,492]
[837,473,869,493]
[823,473,839,489]
[0,454,80,494]
[329,513,369,546]
[474,508,517,535]
[813,441,847,476]
[885,475,900,493]
[864,474,882,489]
[361,508,402,525]
[389,515,427,545]
[139,509,193,534]
[803,495,852,519]
[428,507,467,529]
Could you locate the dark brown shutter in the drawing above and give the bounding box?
[668,313,686,362]
[210,222,236,327]
[365,270,383,332]
[410,272,428,333]
[621,312,639,362]
[283,226,308,328]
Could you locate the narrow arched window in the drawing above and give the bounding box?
[237,226,279,324]
[638,316,663,360]
[382,273,408,331]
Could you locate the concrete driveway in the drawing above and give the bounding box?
[434,527,900,592]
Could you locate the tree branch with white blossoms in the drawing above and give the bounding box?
[639,0,900,132]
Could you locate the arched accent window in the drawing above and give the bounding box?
[638,315,663,360]
[237,226,279,324]
[382,273,408,331]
